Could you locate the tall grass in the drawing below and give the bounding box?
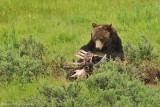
[0,0,160,56]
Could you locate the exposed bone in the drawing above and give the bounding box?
[75,54,84,59]
[70,68,88,80]
[65,50,107,80]
[66,62,84,66]
[76,50,106,66]
[75,50,87,59]
[76,50,104,61]
[64,62,85,70]
[77,52,85,57]
[94,54,106,67]
[80,50,87,54]
[63,66,83,70]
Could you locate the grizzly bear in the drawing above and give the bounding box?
[80,23,124,61]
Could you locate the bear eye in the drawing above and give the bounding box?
[100,37,105,42]
[106,27,112,32]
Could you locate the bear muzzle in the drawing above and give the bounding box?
[95,40,103,50]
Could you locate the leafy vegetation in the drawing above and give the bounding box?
[0,0,160,106]
[11,61,160,107]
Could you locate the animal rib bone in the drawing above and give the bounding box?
[64,50,107,80]
[75,54,84,59]
[75,50,88,59]
[79,50,87,54]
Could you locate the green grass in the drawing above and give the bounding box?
[0,0,160,106]
[0,83,37,103]
[0,76,67,105]
[0,0,160,56]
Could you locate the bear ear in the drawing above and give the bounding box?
[92,23,97,28]
[109,24,112,28]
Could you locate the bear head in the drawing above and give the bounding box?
[91,23,116,50]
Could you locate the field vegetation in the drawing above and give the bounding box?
[0,0,160,106]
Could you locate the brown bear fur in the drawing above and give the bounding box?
[80,23,124,61]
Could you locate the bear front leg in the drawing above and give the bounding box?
[80,40,95,52]
[110,51,124,61]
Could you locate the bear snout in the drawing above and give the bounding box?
[95,40,103,50]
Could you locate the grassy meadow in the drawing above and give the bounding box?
[0,0,160,106]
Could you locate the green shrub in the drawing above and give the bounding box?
[0,30,66,83]
[22,82,83,107]
[21,61,160,107]
[16,36,160,106]
[124,36,158,63]
[123,36,160,83]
